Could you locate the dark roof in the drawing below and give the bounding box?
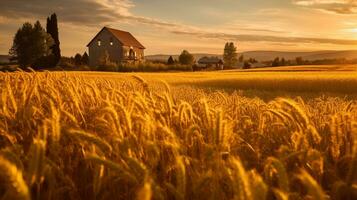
[198,56,223,64]
[87,27,145,49]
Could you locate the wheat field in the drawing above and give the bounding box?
[0,70,356,200]
[73,66,357,97]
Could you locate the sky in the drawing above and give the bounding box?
[2,0,357,56]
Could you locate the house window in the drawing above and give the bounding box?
[110,38,113,46]
[97,40,101,46]
[110,41,113,46]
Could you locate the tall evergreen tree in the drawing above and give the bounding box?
[167,56,175,65]
[46,13,61,66]
[223,42,238,68]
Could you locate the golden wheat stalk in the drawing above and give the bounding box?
[264,157,289,192]
[65,129,113,153]
[0,156,30,200]
[297,169,327,200]
[85,154,138,184]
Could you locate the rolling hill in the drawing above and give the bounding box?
[146,50,357,62]
[145,54,219,62]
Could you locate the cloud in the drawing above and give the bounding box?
[1,0,357,54]
[0,16,7,24]
[0,0,290,33]
[293,0,357,14]
[0,0,187,29]
[172,30,357,46]
[221,22,287,34]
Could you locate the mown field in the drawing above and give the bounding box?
[0,66,356,200]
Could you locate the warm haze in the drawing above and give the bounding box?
[2,0,357,56]
[1,1,357,200]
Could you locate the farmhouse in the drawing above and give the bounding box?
[197,56,224,70]
[87,27,145,66]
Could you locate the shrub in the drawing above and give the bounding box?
[243,61,252,69]
[97,63,117,72]
[97,51,118,71]
[74,53,82,66]
[31,55,56,70]
[115,62,192,72]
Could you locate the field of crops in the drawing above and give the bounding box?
[75,65,357,99]
[0,69,356,200]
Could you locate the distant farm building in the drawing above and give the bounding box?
[196,56,224,70]
[87,27,145,66]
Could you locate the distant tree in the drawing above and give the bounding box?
[9,21,54,68]
[223,42,238,68]
[179,50,195,65]
[70,56,75,62]
[167,56,175,65]
[74,53,82,66]
[46,13,61,66]
[281,57,286,66]
[243,61,251,69]
[239,54,244,63]
[248,58,258,64]
[296,57,303,65]
[81,52,89,65]
[285,59,291,66]
[272,57,280,67]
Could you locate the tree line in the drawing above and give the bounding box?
[8,12,241,72]
[10,13,61,69]
[9,11,241,71]
[164,42,241,69]
[164,50,195,66]
[268,57,357,67]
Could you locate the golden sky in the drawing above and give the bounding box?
[1,0,357,56]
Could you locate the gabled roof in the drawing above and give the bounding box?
[87,27,145,49]
[198,56,223,64]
